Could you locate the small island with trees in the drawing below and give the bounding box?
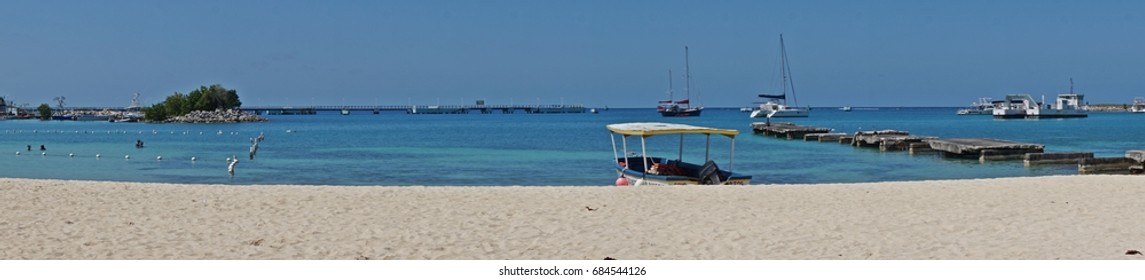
[142,84,266,123]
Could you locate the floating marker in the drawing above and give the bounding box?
[156,156,162,160]
[15,151,21,155]
[191,156,197,161]
[96,154,101,158]
[69,153,75,157]
[42,152,46,156]
[125,155,130,160]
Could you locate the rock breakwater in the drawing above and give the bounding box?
[162,109,267,123]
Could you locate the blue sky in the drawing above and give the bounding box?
[2,0,1143,108]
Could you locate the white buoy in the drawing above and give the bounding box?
[156,156,162,160]
[124,155,130,160]
[15,151,20,155]
[191,156,197,161]
[41,152,46,156]
[69,153,75,157]
[96,154,101,158]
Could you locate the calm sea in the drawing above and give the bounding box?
[2,108,1142,186]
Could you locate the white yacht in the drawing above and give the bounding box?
[1131,97,1145,113]
[750,34,809,118]
[993,94,1087,119]
[750,100,809,118]
[956,97,995,115]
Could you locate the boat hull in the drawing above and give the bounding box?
[993,110,1088,119]
[956,109,992,115]
[749,108,808,118]
[659,107,703,117]
[615,168,751,186]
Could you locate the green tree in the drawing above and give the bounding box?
[37,103,52,120]
[141,104,166,121]
[140,84,243,121]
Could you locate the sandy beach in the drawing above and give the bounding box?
[2,175,1145,260]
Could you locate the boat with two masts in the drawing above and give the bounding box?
[607,122,751,186]
[658,46,703,117]
[750,34,809,118]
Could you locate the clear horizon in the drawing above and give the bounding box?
[2,0,1143,108]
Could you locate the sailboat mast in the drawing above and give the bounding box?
[780,34,798,107]
[684,46,691,108]
[668,69,674,100]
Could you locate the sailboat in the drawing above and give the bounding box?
[750,34,809,118]
[658,46,703,117]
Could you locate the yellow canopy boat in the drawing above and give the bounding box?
[607,122,751,186]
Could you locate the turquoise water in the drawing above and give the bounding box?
[2,108,1143,186]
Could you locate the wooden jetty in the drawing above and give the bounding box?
[1079,157,1139,174]
[1077,150,1145,174]
[747,122,1144,175]
[1023,152,1094,166]
[750,122,831,140]
[851,130,937,152]
[924,138,1044,162]
[837,136,854,144]
[908,142,935,154]
[803,133,848,142]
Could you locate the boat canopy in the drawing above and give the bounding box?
[607,122,739,138]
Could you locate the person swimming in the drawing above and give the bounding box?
[39,145,45,151]
[135,139,144,148]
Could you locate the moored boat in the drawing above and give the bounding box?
[750,34,809,118]
[956,97,996,115]
[607,122,751,186]
[993,79,1088,119]
[658,46,704,117]
[1132,97,1145,113]
[993,94,1087,119]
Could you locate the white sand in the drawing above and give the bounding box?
[2,175,1145,260]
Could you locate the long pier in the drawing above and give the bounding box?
[242,104,587,115]
[53,104,590,115]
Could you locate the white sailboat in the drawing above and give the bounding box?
[750,34,809,118]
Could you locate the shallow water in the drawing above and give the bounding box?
[2,108,1142,186]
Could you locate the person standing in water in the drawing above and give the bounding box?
[227,156,239,177]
